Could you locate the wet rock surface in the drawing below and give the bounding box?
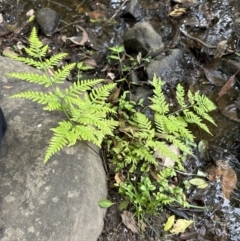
[36,8,61,36]
[146,49,184,82]
[120,0,142,21]
[0,57,107,241]
[123,22,164,57]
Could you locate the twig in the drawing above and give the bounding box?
[179,28,234,54]
[52,20,85,34]
[102,0,129,27]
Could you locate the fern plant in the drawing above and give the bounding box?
[108,74,216,217]
[6,27,118,163]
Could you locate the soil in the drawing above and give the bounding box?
[1,0,240,240]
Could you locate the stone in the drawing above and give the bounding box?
[120,0,142,21]
[123,22,164,57]
[146,49,183,82]
[0,56,107,241]
[36,8,61,36]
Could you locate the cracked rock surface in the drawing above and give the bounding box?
[0,56,107,241]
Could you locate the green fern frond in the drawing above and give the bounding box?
[183,109,211,134]
[147,140,179,162]
[44,53,68,68]
[149,75,169,114]
[132,147,157,165]
[164,134,192,155]
[176,84,187,109]
[27,27,47,58]
[44,121,73,163]
[5,55,44,69]
[10,91,61,110]
[51,63,76,84]
[89,83,117,103]
[188,91,216,112]
[131,112,152,131]
[25,44,49,59]
[188,91,216,125]
[7,72,51,87]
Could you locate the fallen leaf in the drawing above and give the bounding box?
[216,90,240,122]
[207,160,237,199]
[121,211,139,234]
[67,25,88,46]
[170,219,193,234]
[26,9,34,17]
[82,58,97,68]
[154,144,180,168]
[0,13,3,23]
[16,41,25,50]
[202,67,226,86]
[108,87,121,102]
[216,71,239,101]
[98,199,115,208]
[61,35,67,43]
[214,40,228,58]
[87,11,105,20]
[114,171,125,184]
[164,215,175,231]
[107,72,115,80]
[169,5,186,17]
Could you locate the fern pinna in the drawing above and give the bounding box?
[6,27,118,163]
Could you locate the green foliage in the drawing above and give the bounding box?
[6,28,216,221]
[108,74,216,218]
[7,27,118,163]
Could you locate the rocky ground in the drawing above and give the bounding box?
[1,0,240,240]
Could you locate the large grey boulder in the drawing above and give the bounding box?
[123,22,164,57]
[0,56,107,241]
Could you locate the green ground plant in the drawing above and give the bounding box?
[107,75,216,219]
[6,28,216,222]
[6,27,118,163]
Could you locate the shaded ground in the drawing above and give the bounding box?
[1,0,240,240]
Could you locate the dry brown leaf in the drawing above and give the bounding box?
[114,172,125,184]
[67,26,89,46]
[82,58,97,68]
[87,10,105,20]
[202,67,226,86]
[121,211,139,234]
[108,87,121,102]
[169,5,186,17]
[207,160,237,199]
[61,35,67,43]
[216,73,236,101]
[214,40,228,58]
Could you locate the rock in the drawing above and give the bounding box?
[123,22,164,57]
[0,56,107,241]
[36,8,61,36]
[120,0,142,21]
[146,49,183,82]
